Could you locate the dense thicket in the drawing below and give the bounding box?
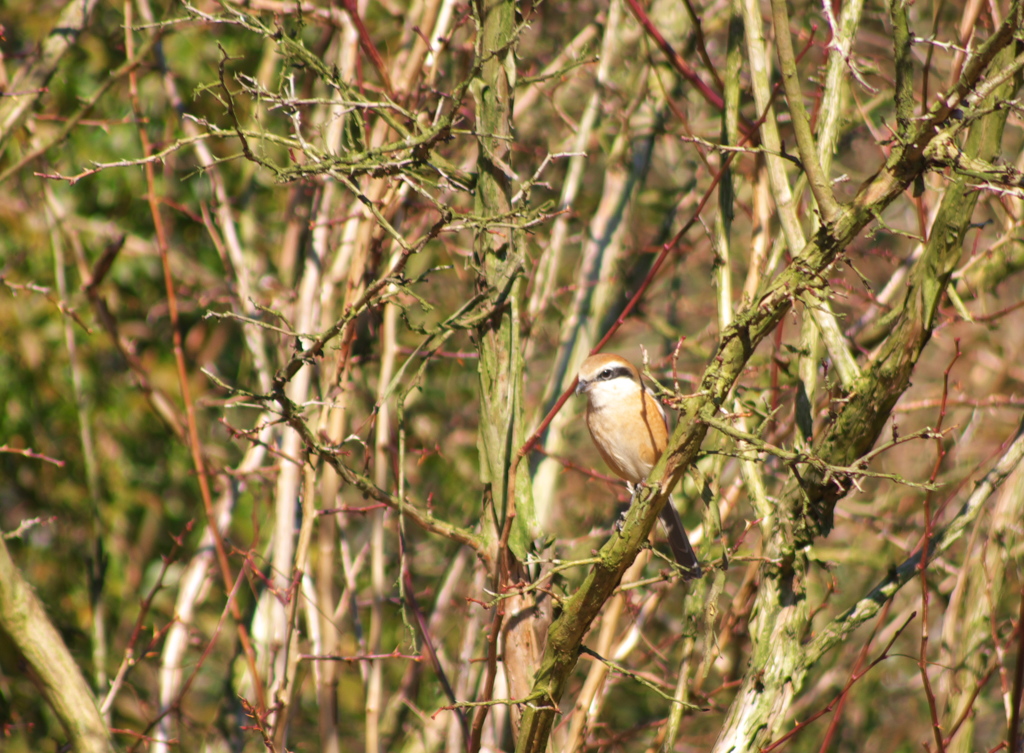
[2,1,1024,752]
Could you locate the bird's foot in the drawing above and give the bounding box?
[613,508,629,534]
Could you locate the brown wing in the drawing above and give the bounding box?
[635,388,669,471]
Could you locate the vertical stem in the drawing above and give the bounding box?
[769,0,839,221]
[742,0,860,388]
[816,0,866,176]
[269,183,324,726]
[271,456,320,750]
[715,0,742,332]
[316,19,368,750]
[722,0,774,538]
[1009,582,1024,753]
[889,0,915,140]
[123,0,266,714]
[367,298,398,753]
[470,0,540,747]
[471,0,523,543]
[45,188,108,712]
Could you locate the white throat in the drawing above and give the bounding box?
[586,377,643,412]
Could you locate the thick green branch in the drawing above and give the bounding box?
[889,0,915,139]
[469,2,544,750]
[0,536,113,753]
[770,0,840,222]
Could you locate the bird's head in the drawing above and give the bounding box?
[575,353,643,406]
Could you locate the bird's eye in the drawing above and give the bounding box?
[599,369,612,380]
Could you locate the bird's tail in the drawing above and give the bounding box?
[660,498,702,580]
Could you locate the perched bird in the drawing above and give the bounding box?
[576,353,702,580]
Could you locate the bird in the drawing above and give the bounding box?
[575,353,702,580]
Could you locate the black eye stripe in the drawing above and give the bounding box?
[598,366,633,381]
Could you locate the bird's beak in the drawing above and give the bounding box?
[575,378,588,396]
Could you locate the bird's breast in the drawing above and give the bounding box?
[585,394,666,484]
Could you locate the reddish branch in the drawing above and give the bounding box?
[124,5,266,714]
[916,341,961,753]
